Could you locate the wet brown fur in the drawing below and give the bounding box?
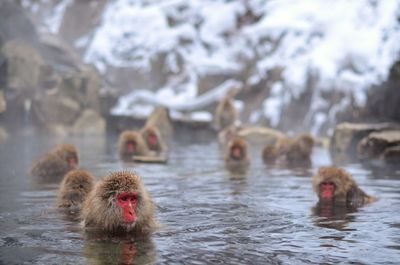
[262,134,314,166]
[58,169,94,209]
[118,131,150,161]
[144,107,173,140]
[140,125,167,154]
[81,171,157,235]
[312,166,377,206]
[213,96,238,131]
[225,136,250,169]
[29,144,79,180]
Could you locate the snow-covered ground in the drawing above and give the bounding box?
[24,0,400,133]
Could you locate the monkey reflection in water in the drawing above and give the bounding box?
[83,237,155,265]
[312,166,377,230]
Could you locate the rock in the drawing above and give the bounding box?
[58,0,108,48]
[38,33,84,72]
[1,40,44,95]
[58,66,102,112]
[381,146,400,164]
[0,1,38,46]
[0,90,6,113]
[71,109,106,135]
[330,122,400,158]
[357,130,400,160]
[0,126,8,143]
[238,126,285,147]
[32,93,81,125]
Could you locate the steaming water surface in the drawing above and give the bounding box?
[0,132,399,264]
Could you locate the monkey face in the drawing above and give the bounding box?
[319,181,336,202]
[116,192,139,225]
[67,154,78,169]
[230,145,244,160]
[125,141,137,154]
[146,133,158,150]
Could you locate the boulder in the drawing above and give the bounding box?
[381,146,400,164]
[238,126,285,147]
[1,40,44,95]
[330,122,400,158]
[58,66,102,112]
[32,93,81,125]
[0,126,8,143]
[357,130,400,160]
[0,90,5,113]
[71,109,106,135]
[0,1,38,46]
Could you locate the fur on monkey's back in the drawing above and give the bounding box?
[81,171,157,235]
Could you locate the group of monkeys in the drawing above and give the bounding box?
[27,103,377,236]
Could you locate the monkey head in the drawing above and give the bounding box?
[58,169,94,208]
[55,144,79,169]
[312,167,356,204]
[228,137,248,161]
[82,171,155,234]
[142,126,161,151]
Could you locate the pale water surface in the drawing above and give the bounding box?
[0,132,399,264]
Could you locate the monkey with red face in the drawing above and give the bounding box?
[313,166,376,207]
[30,144,79,180]
[81,171,157,235]
[140,125,167,155]
[225,136,250,172]
[118,131,150,161]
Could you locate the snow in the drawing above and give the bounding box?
[70,0,400,131]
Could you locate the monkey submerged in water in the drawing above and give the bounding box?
[118,131,150,161]
[140,125,167,155]
[224,136,250,172]
[58,169,94,211]
[262,134,314,167]
[312,166,377,207]
[81,171,157,235]
[30,144,79,180]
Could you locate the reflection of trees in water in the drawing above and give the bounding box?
[83,234,155,265]
[312,202,358,231]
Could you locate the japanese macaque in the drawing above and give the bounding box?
[218,124,241,146]
[262,134,314,167]
[225,136,250,171]
[81,171,157,235]
[312,166,377,207]
[29,144,79,180]
[118,131,150,161]
[58,170,94,210]
[140,125,167,154]
[285,134,314,166]
[144,106,173,141]
[213,95,239,131]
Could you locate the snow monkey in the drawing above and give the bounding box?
[225,136,250,171]
[118,131,150,161]
[58,169,94,210]
[213,94,239,131]
[312,166,377,207]
[140,125,167,154]
[81,171,157,235]
[30,144,79,180]
[262,134,314,167]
